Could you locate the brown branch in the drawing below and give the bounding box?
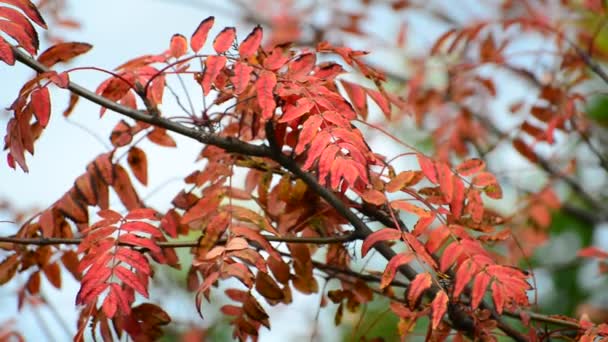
[0,233,357,248]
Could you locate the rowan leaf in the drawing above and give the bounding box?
[2,0,46,28]
[491,282,505,313]
[386,171,417,192]
[341,80,368,119]
[213,27,236,54]
[256,70,277,119]
[232,62,253,94]
[31,86,50,127]
[439,242,462,272]
[390,200,431,218]
[450,176,465,220]
[0,254,19,285]
[112,164,141,210]
[125,208,157,221]
[407,272,431,306]
[255,271,284,300]
[380,253,414,289]
[360,189,386,205]
[114,265,149,297]
[121,221,162,237]
[127,147,148,186]
[471,272,491,309]
[0,15,37,54]
[437,163,453,202]
[148,128,177,147]
[288,53,316,80]
[472,172,497,187]
[366,88,391,118]
[431,290,448,329]
[361,228,402,257]
[239,25,262,58]
[456,158,485,176]
[294,115,322,155]
[202,55,227,94]
[169,34,188,58]
[453,260,476,298]
[0,36,15,65]
[191,16,214,53]
[279,97,314,123]
[37,42,92,67]
[417,154,438,183]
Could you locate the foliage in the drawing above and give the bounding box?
[1,0,608,341]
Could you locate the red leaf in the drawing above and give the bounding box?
[102,290,117,318]
[201,55,226,94]
[263,47,289,70]
[125,208,157,221]
[381,253,414,289]
[341,80,368,119]
[513,138,538,163]
[279,97,314,123]
[37,42,92,67]
[118,233,161,254]
[407,272,431,306]
[231,62,253,94]
[0,36,15,65]
[437,163,453,202]
[439,242,462,272]
[114,265,148,297]
[239,25,262,58]
[0,19,37,54]
[169,34,188,58]
[450,176,465,220]
[231,225,281,260]
[295,115,323,154]
[127,147,148,186]
[361,228,401,257]
[302,131,331,169]
[417,154,438,183]
[366,88,391,118]
[191,16,214,53]
[431,290,448,329]
[213,27,236,54]
[491,282,505,313]
[97,209,122,222]
[256,70,277,119]
[578,247,608,259]
[288,53,316,80]
[120,221,162,238]
[2,0,47,28]
[31,86,50,127]
[390,200,431,218]
[112,164,142,210]
[115,248,150,276]
[453,260,477,297]
[456,158,485,176]
[402,232,437,268]
[471,272,491,309]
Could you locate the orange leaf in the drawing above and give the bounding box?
[431,290,448,329]
[407,272,431,306]
[456,158,485,176]
[169,34,188,58]
[213,27,236,54]
[453,260,476,297]
[190,16,214,53]
[294,115,322,154]
[361,228,401,257]
[417,154,438,183]
[256,70,277,120]
[147,128,176,147]
[450,176,465,220]
[127,147,148,186]
[239,25,262,58]
[341,80,368,119]
[360,189,386,205]
[380,253,414,289]
[491,282,505,314]
[437,163,453,202]
[439,242,462,272]
[472,172,497,187]
[37,42,92,67]
[390,200,431,218]
[31,86,50,127]
[201,55,226,94]
[386,171,417,192]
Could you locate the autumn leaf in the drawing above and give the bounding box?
[380,253,414,289]
[191,16,214,53]
[37,42,92,67]
[31,86,50,127]
[213,27,236,54]
[169,34,188,58]
[431,290,448,329]
[127,147,148,185]
[231,62,253,94]
[256,71,277,120]
[239,25,262,58]
[361,228,402,257]
[201,55,227,94]
[407,272,431,306]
